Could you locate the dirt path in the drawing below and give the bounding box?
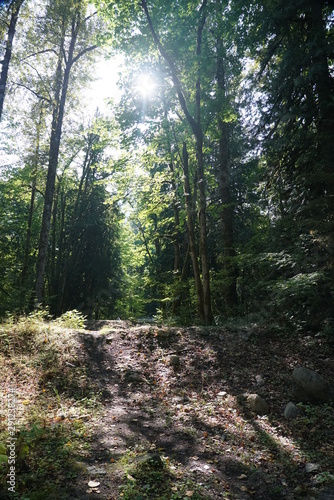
[65,320,334,499]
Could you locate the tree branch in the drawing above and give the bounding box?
[71,44,98,66]
[12,81,51,103]
[20,49,58,62]
[85,11,98,22]
[21,184,45,198]
[21,60,53,101]
[258,35,283,77]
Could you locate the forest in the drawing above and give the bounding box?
[0,0,333,329]
[0,2,334,499]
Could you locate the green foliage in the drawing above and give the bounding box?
[54,310,86,329]
[0,443,7,464]
[314,472,334,486]
[297,403,334,428]
[27,307,52,324]
[0,422,83,499]
[118,452,203,500]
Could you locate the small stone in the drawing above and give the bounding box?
[170,355,180,367]
[294,486,306,494]
[86,466,107,476]
[88,480,100,488]
[240,330,252,340]
[305,463,320,473]
[284,402,300,420]
[255,375,264,386]
[156,329,172,339]
[247,394,269,415]
[217,391,227,398]
[123,370,144,383]
[171,396,183,403]
[148,453,163,467]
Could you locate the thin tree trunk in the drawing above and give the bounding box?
[195,0,213,324]
[0,0,24,121]
[162,91,182,307]
[21,108,42,281]
[172,241,190,315]
[183,142,204,321]
[170,162,181,274]
[21,171,37,282]
[50,176,61,307]
[58,137,95,314]
[310,1,334,198]
[217,31,238,311]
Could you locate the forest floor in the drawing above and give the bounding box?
[1,318,334,499]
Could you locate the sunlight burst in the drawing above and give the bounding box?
[136,73,156,98]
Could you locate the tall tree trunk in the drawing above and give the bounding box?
[308,0,334,271]
[217,31,238,312]
[35,12,82,304]
[142,0,213,323]
[0,0,24,121]
[35,23,66,304]
[195,0,213,324]
[168,161,181,274]
[182,142,205,321]
[162,91,182,310]
[196,135,213,323]
[49,175,62,310]
[306,1,334,197]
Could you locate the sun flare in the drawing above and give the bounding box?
[136,73,156,98]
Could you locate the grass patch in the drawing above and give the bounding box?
[0,311,98,499]
[118,451,204,499]
[0,418,90,499]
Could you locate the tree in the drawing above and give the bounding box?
[140,0,213,324]
[232,0,334,325]
[35,0,98,303]
[0,0,25,121]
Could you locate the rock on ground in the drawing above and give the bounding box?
[169,355,180,368]
[284,401,300,420]
[247,394,269,415]
[292,366,334,403]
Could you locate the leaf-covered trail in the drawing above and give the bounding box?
[67,321,334,499]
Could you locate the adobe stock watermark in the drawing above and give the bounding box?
[7,387,17,493]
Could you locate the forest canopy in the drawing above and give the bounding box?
[0,0,333,330]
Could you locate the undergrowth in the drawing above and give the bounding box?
[0,310,94,499]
